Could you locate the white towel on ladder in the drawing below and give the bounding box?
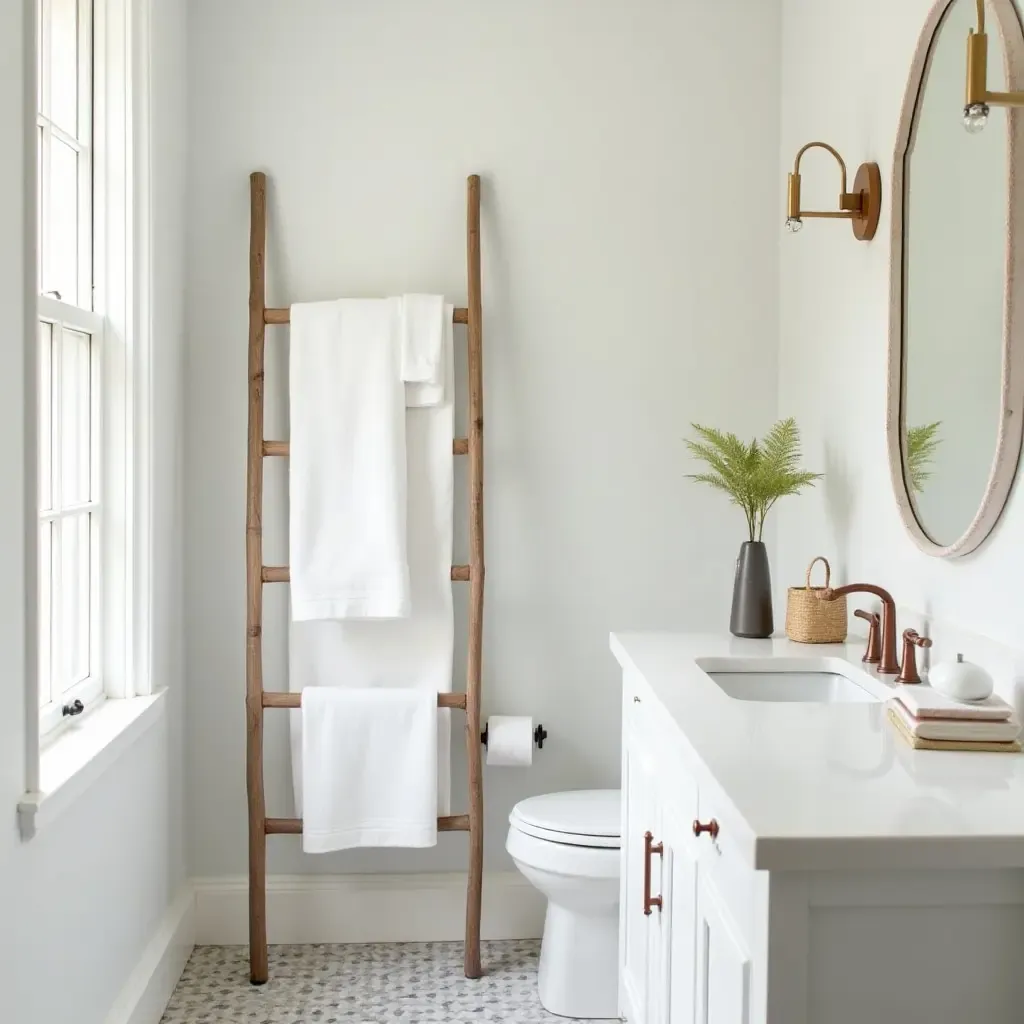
[288,298,410,620]
[289,305,456,820]
[300,687,439,852]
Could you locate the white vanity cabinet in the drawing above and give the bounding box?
[620,672,752,1024]
[614,633,1024,1024]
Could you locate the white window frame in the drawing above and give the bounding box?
[33,0,151,749]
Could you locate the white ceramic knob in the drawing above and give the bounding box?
[928,654,994,702]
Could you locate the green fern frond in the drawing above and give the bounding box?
[906,422,942,493]
[686,419,822,541]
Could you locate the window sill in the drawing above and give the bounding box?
[17,690,167,840]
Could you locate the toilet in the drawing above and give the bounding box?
[506,789,621,1020]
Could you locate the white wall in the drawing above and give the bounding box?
[0,2,189,1021]
[184,0,782,877]
[778,0,1024,647]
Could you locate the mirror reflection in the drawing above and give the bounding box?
[902,0,1008,546]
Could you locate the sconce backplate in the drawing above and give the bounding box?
[852,162,882,241]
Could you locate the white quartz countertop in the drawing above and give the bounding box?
[611,632,1024,871]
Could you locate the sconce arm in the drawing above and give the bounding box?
[791,141,849,194]
[966,10,1024,109]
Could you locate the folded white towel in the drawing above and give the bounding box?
[897,685,1014,721]
[301,687,438,852]
[290,307,456,818]
[402,295,447,409]
[400,294,444,383]
[289,298,409,621]
[888,698,1022,743]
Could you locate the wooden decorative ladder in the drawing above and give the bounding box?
[245,171,485,984]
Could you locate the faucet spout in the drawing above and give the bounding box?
[818,583,900,675]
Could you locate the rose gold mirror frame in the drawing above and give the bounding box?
[887,0,1024,558]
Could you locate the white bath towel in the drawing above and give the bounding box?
[290,306,456,819]
[301,687,439,852]
[288,298,409,621]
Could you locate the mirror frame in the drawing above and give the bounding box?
[888,0,1024,557]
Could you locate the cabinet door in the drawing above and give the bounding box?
[694,871,752,1024]
[656,804,699,1024]
[620,722,662,1023]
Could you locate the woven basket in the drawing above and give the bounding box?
[785,556,848,644]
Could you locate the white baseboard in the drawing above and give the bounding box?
[104,884,195,1024]
[193,871,545,945]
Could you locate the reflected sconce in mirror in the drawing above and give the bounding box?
[965,0,1024,131]
[785,142,881,241]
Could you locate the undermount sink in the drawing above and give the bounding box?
[697,658,879,704]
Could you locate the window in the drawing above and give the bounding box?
[36,0,144,740]
[37,0,104,737]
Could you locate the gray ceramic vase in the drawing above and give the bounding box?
[730,540,774,639]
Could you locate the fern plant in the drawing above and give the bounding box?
[685,418,822,543]
[906,422,942,493]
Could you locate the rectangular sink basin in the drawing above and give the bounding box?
[697,658,878,704]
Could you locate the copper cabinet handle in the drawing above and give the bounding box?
[643,831,664,915]
[692,819,720,839]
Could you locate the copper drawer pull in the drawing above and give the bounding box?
[692,819,720,839]
[643,831,664,915]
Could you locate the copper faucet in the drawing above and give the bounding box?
[818,583,899,674]
[853,609,881,665]
[895,629,932,685]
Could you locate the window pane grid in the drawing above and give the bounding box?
[37,320,100,711]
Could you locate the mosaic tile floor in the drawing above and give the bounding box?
[160,940,607,1023]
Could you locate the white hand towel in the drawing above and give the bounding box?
[897,686,1014,721]
[888,698,1022,742]
[289,298,410,620]
[402,295,448,409]
[400,294,444,383]
[301,687,438,852]
[290,306,456,817]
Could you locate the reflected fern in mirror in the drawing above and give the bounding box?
[685,418,822,542]
[906,422,943,493]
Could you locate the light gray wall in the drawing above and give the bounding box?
[777,0,1024,647]
[184,0,782,877]
[0,2,188,1021]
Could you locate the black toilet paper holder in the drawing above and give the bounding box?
[480,722,547,749]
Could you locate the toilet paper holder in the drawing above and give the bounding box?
[481,722,548,749]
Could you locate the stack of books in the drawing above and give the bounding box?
[886,687,1021,753]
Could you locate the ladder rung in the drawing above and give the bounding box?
[266,814,470,835]
[263,565,470,583]
[263,437,469,457]
[263,691,468,710]
[265,307,470,326]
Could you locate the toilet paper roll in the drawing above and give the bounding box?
[484,716,534,767]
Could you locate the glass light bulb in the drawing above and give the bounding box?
[785,216,803,234]
[963,102,990,134]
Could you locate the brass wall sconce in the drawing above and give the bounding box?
[964,0,1024,132]
[785,142,881,242]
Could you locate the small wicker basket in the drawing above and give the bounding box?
[785,557,848,644]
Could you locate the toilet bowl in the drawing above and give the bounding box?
[506,789,621,1020]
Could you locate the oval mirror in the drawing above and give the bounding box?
[889,0,1024,556]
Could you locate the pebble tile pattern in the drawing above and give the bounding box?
[160,940,607,1023]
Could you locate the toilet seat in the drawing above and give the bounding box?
[509,789,620,849]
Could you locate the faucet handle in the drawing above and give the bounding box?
[896,629,933,685]
[854,608,881,665]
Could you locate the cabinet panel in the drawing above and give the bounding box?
[695,872,751,1024]
[657,803,699,1024]
[620,717,661,1022]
